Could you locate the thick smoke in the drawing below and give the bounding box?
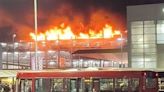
[0,0,34,41]
[37,0,125,35]
[0,0,126,41]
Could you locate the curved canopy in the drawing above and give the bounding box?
[0,70,18,77]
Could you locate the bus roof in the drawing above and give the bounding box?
[16,67,156,73]
[16,68,156,78]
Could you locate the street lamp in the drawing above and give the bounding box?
[33,0,38,70]
[120,33,123,68]
[12,34,16,69]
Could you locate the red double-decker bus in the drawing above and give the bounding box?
[16,68,158,92]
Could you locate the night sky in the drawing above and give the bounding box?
[0,0,164,42]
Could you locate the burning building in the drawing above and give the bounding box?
[0,22,127,69]
[0,1,127,69]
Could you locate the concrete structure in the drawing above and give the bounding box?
[0,38,127,70]
[127,3,164,68]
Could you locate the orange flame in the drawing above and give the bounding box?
[30,23,117,41]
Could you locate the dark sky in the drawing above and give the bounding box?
[0,0,164,42]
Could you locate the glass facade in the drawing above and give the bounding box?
[131,21,157,68]
[130,20,164,68]
[127,3,164,68]
[157,20,164,44]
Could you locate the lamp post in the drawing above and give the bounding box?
[12,34,16,69]
[120,33,123,68]
[33,0,38,70]
[57,34,60,68]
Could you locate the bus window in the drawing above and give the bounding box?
[93,79,100,92]
[100,78,113,92]
[84,79,92,92]
[20,79,32,92]
[35,79,42,92]
[34,79,52,92]
[146,78,156,88]
[131,78,139,92]
[69,78,83,92]
[115,78,128,92]
[70,79,77,92]
[158,78,164,91]
[145,72,157,89]
[51,79,63,92]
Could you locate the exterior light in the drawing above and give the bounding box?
[3,52,7,54]
[162,8,164,12]
[1,43,7,46]
[48,50,55,53]
[14,52,19,54]
[13,34,16,38]
[49,61,55,65]
[26,51,31,54]
[14,42,19,46]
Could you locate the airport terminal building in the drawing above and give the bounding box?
[127,3,164,68]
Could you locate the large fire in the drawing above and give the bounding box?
[30,23,120,41]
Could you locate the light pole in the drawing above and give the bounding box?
[33,0,43,91]
[33,0,38,70]
[57,34,60,68]
[12,34,16,69]
[120,33,123,68]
